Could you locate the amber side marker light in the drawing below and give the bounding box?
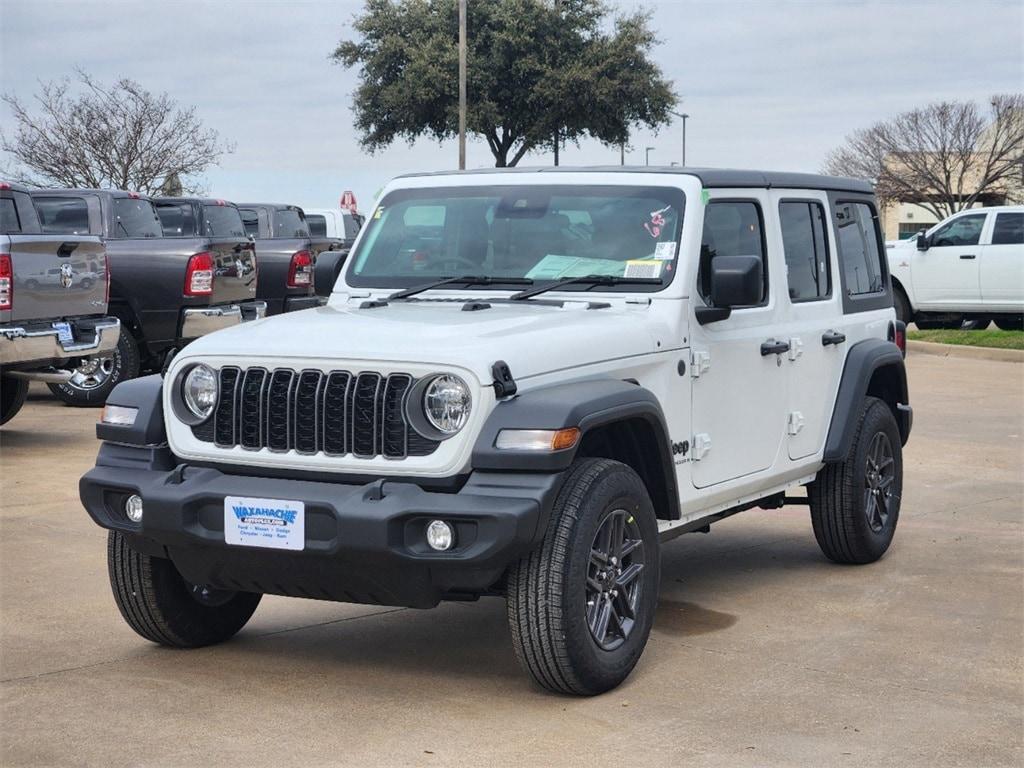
[494,427,581,452]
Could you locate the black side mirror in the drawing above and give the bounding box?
[696,254,763,325]
[916,231,929,251]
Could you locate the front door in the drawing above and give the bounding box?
[913,212,986,308]
[689,194,788,488]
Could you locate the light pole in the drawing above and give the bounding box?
[645,146,655,166]
[670,110,689,166]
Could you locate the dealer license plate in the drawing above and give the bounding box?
[52,321,73,344]
[224,496,305,551]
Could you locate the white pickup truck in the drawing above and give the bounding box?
[887,205,1024,330]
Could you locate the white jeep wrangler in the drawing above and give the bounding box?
[81,168,912,695]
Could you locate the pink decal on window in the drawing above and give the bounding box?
[644,205,672,238]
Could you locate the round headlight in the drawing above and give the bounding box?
[423,375,471,435]
[182,364,218,420]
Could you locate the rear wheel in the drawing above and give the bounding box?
[0,375,29,425]
[809,397,903,564]
[108,531,261,647]
[48,330,140,407]
[994,315,1024,331]
[506,458,660,695]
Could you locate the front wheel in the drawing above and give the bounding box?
[108,531,261,647]
[506,458,660,695]
[809,397,903,564]
[48,330,140,407]
[994,315,1024,331]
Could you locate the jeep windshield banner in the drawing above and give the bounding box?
[348,184,685,291]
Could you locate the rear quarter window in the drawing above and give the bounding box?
[0,198,20,234]
[34,196,91,235]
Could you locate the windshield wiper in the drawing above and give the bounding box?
[509,274,662,301]
[387,275,533,301]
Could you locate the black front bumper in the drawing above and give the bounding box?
[80,448,563,608]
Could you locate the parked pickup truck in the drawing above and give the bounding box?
[237,203,322,313]
[887,205,1024,330]
[304,207,364,295]
[31,189,263,406]
[1,182,119,424]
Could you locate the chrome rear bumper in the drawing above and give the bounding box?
[0,317,120,367]
[180,301,267,339]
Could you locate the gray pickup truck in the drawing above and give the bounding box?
[31,189,263,406]
[237,203,322,314]
[1,182,119,425]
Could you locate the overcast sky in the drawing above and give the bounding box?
[1,0,1021,211]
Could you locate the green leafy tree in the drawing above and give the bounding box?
[333,0,676,167]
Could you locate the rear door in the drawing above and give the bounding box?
[913,212,986,308]
[689,193,789,488]
[200,203,257,305]
[980,211,1024,309]
[16,193,107,321]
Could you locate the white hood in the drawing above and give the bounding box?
[174,298,679,383]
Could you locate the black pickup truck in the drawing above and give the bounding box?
[31,189,263,406]
[237,203,324,312]
[1,182,120,424]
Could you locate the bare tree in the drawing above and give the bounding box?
[1,70,233,194]
[825,94,1024,219]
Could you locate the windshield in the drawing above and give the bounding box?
[204,204,246,238]
[113,197,162,238]
[347,185,685,291]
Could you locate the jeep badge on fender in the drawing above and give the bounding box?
[79,168,911,695]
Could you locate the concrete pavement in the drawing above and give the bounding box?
[1,353,1022,767]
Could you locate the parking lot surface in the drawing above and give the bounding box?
[1,353,1022,767]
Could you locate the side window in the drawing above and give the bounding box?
[154,202,195,236]
[34,196,91,235]
[991,213,1024,245]
[835,202,885,296]
[239,209,260,238]
[780,201,831,302]
[931,213,986,247]
[306,214,327,238]
[698,201,767,305]
[0,198,20,234]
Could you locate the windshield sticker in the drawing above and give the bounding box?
[373,206,384,219]
[623,260,663,279]
[644,205,672,238]
[654,242,677,260]
[700,189,710,204]
[526,255,626,280]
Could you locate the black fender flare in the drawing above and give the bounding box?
[823,339,911,463]
[472,378,680,518]
[95,373,166,446]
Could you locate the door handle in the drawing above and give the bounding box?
[761,339,790,356]
[959,254,976,260]
[822,330,847,346]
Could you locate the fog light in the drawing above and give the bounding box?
[125,494,144,523]
[425,519,454,551]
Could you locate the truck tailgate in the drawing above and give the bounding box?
[6,235,107,322]
[206,237,258,306]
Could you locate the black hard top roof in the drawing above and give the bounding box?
[396,166,874,194]
[28,188,153,199]
[235,203,304,211]
[154,197,240,207]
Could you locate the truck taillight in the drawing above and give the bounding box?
[288,250,313,288]
[0,254,12,310]
[890,320,907,358]
[185,251,214,296]
[103,252,111,305]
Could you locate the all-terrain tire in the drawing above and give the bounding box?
[506,458,660,696]
[108,530,261,647]
[994,315,1024,331]
[48,330,140,407]
[808,397,903,564]
[0,375,29,425]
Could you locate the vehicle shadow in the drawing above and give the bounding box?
[220,524,832,690]
[0,425,77,449]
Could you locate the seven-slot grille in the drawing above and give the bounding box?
[191,366,440,459]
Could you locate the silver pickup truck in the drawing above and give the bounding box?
[1,182,120,425]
